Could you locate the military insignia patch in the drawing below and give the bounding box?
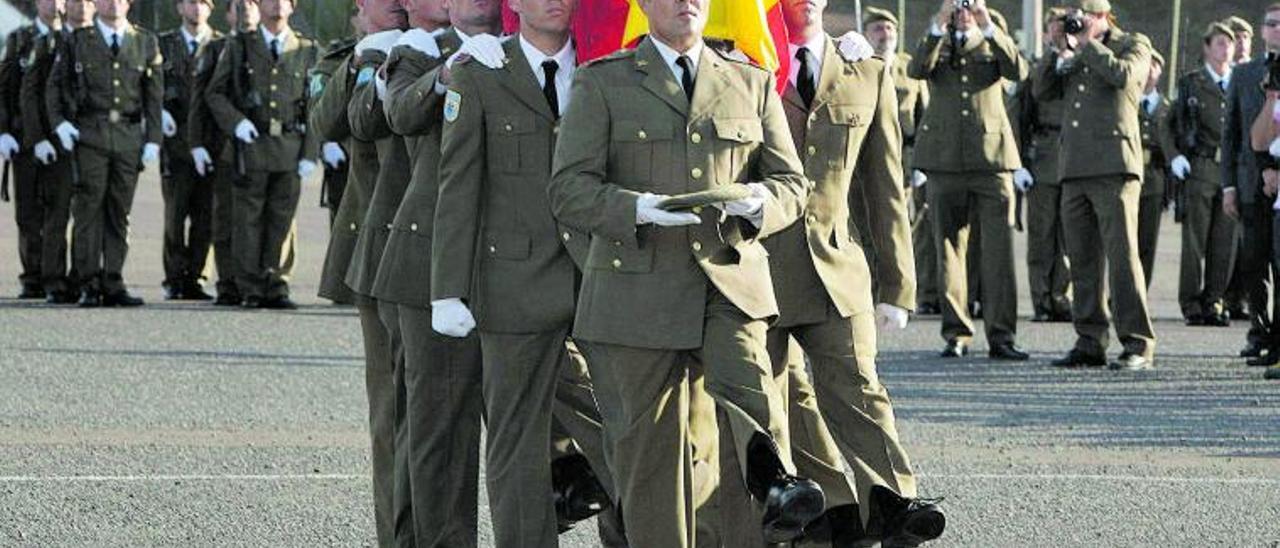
[444,89,461,122]
[356,66,375,86]
[309,73,326,96]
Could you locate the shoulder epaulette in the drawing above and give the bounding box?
[323,38,356,59]
[583,47,635,67]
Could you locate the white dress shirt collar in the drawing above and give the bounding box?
[1142,90,1161,115]
[181,26,210,51]
[96,17,130,48]
[261,25,292,54]
[649,35,704,83]
[787,33,825,89]
[519,34,576,114]
[34,18,52,37]
[1205,63,1231,90]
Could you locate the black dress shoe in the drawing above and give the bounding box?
[868,485,945,548]
[914,302,940,316]
[102,291,145,307]
[760,475,826,543]
[1241,341,1265,359]
[18,285,45,299]
[939,340,968,358]
[45,290,80,305]
[263,296,298,310]
[1048,310,1074,323]
[182,282,214,301]
[804,504,879,548]
[989,343,1029,361]
[1031,309,1052,323]
[214,292,244,306]
[1184,314,1206,326]
[552,455,610,531]
[241,296,265,309]
[1108,353,1153,371]
[1247,351,1280,367]
[1203,313,1230,327]
[1051,349,1106,368]
[77,289,102,308]
[162,284,183,300]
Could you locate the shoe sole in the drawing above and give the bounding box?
[883,508,946,548]
[762,484,826,543]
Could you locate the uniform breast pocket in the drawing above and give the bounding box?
[826,104,873,169]
[711,118,763,183]
[585,236,655,273]
[489,113,538,174]
[482,231,531,262]
[611,119,673,186]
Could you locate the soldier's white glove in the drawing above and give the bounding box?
[875,303,910,332]
[447,33,507,69]
[0,133,18,160]
[1270,137,1280,159]
[835,31,875,63]
[140,142,160,164]
[161,109,178,138]
[635,192,702,227]
[33,140,57,164]
[297,159,317,179]
[396,28,441,58]
[431,298,476,337]
[355,29,403,56]
[234,119,259,144]
[321,142,346,169]
[55,121,79,151]
[911,170,928,188]
[1170,155,1191,180]
[1013,168,1035,191]
[191,147,213,176]
[716,182,768,227]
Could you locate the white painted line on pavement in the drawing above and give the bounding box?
[925,473,1280,485]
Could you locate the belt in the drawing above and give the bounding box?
[86,110,142,124]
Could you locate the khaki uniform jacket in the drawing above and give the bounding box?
[1141,94,1171,197]
[1009,67,1065,185]
[908,27,1027,173]
[372,32,465,307]
[891,53,928,149]
[431,39,585,334]
[1161,67,1229,185]
[548,38,812,350]
[770,37,914,327]
[46,24,164,156]
[19,28,67,148]
[205,27,318,173]
[159,28,223,163]
[345,49,411,297]
[186,32,232,161]
[1032,29,1153,182]
[0,24,40,140]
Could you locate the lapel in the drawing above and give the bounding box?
[248,27,274,65]
[499,38,557,122]
[782,81,805,112]
[688,45,731,123]
[636,38,688,117]
[438,28,461,59]
[809,35,845,112]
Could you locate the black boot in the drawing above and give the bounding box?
[551,454,610,532]
[867,485,945,548]
[746,434,826,543]
[804,503,880,548]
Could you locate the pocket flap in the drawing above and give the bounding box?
[494,113,537,136]
[713,118,763,143]
[827,104,873,127]
[613,119,673,142]
[483,231,531,260]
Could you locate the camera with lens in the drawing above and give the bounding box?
[953,0,973,9]
[1060,13,1087,35]
[1266,51,1280,91]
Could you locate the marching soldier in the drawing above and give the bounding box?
[1226,16,1254,65]
[205,0,319,309]
[1138,50,1170,288]
[1035,0,1156,370]
[1221,15,1255,320]
[187,0,258,306]
[1010,8,1072,323]
[549,0,822,542]
[17,0,96,304]
[908,0,1029,360]
[313,38,353,228]
[46,0,163,307]
[158,0,220,301]
[762,1,945,545]
[1,0,62,299]
[1163,22,1238,327]
[310,37,356,306]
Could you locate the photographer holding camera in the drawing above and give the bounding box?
[1032,0,1156,370]
[1224,3,1280,371]
[908,0,1029,361]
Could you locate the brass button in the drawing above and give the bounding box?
[270,84,277,91]
[1077,84,1086,92]
[269,101,277,108]
[112,62,120,69]
[562,232,571,241]
[959,58,967,66]
[112,79,120,87]
[808,113,817,122]
[113,97,121,104]
[410,223,418,231]
[807,145,817,156]
[960,75,969,83]
[504,123,513,132]
[690,167,703,179]
[349,222,357,230]
[1071,120,1079,127]
[921,124,929,131]
[611,258,622,268]
[385,223,393,229]
[1074,102,1081,109]
[271,68,278,75]
[553,126,560,135]
[960,91,970,99]
[691,241,702,252]
[690,132,701,143]
[961,109,970,117]
[637,130,647,140]
[807,214,817,223]
[613,240,622,246]
[489,245,497,253]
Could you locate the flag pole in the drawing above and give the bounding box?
[855,0,864,32]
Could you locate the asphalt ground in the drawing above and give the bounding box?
[0,172,1277,547]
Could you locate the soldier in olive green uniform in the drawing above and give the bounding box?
[550,11,820,539]
[17,0,94,304]
[1163,23,1239,327]
[0,0,59,299]
[1010,9,1072,323]
[158,0,221,301]
[1035,0,1156,370]
[765,4,945,545]
[205,0,318,309]
[908,0,1029,360]
[313,38,353,228]
[1138,50,1171,287]
[46,0,163,307]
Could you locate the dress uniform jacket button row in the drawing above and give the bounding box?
[690,132,701,143]
[691,167,702,179]
[611,258,622,268]
[807,145,816,156]
[1078,84,1086,92]
[638,130,647,140]
[1071,120,1079,127]
[960,91,969,99]
[410,223,418,231]
[691,241,702,251]
[489,245,497,253]
[562,232,571,241]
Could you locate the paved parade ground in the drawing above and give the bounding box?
[0,175,1277,546]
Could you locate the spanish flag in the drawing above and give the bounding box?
[503,0,790,92]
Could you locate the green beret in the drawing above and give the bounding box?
[862,6,898,28]
[1224,16,1254,37]
[1203,21,1236,43]
[1065,0,1111,13]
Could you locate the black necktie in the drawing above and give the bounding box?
[675,55,694,101]
[1141,98,1151,114]
[796,47,816,109]
[541,59,559,119]
[189,39,198,56]
[110,33,119,56]
[270,38,279,61]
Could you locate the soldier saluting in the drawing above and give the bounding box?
[46,0,163,307]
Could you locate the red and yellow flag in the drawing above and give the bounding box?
[503,0,790,92]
